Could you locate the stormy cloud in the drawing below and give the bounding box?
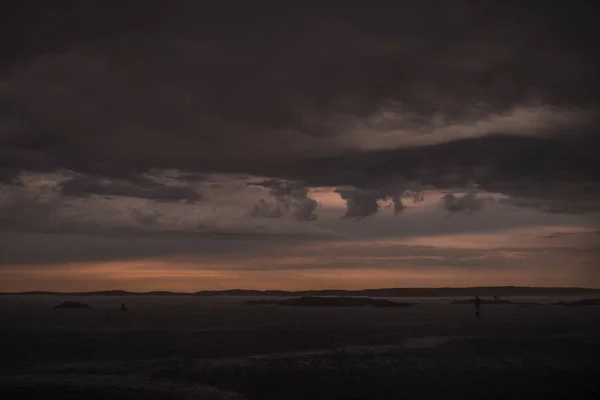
[1,2,598,185]
[0,1,599,289]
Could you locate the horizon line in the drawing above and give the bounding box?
[2,285,600,295]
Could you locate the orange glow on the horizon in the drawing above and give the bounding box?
[320,226,599,250]
[1,225,596,292]
[1,256,592,292]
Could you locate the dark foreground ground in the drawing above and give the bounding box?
[1,296,599,399]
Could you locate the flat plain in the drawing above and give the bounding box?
[1,295,599,399]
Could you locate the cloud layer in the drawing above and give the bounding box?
[0,1,598,289]
[2,2,598,187]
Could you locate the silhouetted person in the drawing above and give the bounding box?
[474,295,481,318]
[121,303,127,312]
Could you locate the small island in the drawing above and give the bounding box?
[245,296,416,307]
[53,301,91,309]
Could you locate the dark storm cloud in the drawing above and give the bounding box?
[442,192,492,216]
[250,199,284,219]
[59,176,202,203]
[296,132,600,214]
[0,1,599,215]
[292,196,318,222]
[249,180,318,221]
[334,185,424,220]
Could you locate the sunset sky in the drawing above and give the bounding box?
[1,1,598,291]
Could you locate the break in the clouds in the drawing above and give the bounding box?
[0,1,599,290]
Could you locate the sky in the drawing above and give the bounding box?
[1,1,599,291]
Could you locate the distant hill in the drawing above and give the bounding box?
[1,287,600,297]
[195,287,600,298]
[0,290,190,296]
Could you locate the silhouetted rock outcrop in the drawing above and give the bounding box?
[245,296,415,307]
[54,301,91,309]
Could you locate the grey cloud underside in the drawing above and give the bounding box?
[2,134,600,222]
[1,184,597,265]
[0,232,316,266]
[296,133,600,214]
[2,231,597,267]
[249,180,318,221]
[0,1,599,215]
[442,192,492,216]
[335,185,425,219]
[58,176,202,203]
[540,231,600,239]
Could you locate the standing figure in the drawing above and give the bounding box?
[474,295,482,318]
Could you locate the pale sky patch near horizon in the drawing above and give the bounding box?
[1,196,598,291]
